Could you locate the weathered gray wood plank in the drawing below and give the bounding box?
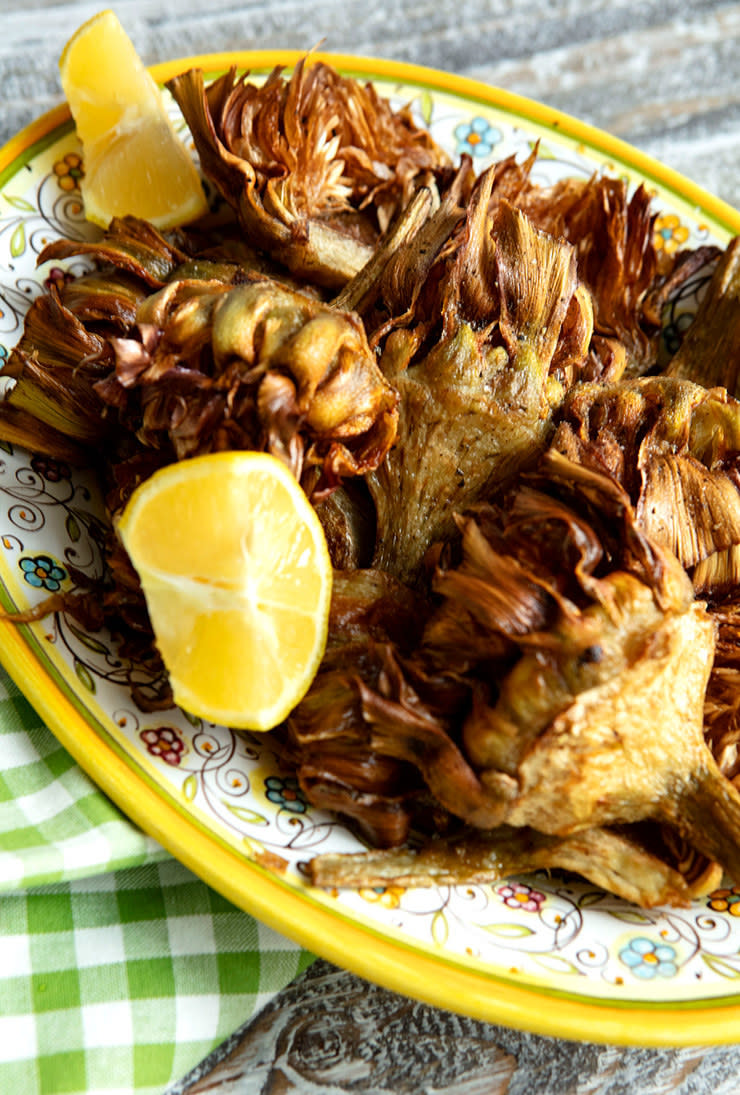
[1,1,739,207]
[170,960,740,1095]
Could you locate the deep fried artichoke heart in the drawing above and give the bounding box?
[100,276,399,489]
[368,198,590,584]
[438,460,740,882]
[167,59,451,288]
[339,456,740,897]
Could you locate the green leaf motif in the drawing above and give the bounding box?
[243,835,265,858]
[479,922,536,939]
[2,193,36,212]
[182,773,198,802]
[10,222,26,259]
[533,953,582,976]
[0,440,13,455]
[419,90,434,126]
[68,620,110,655]
[73,658,95,693]
[608,910,652,925]
[578,891,609,909]
[431,909,449,946]
[66,512,81,543]
[224,801,268,826]
[701,953,740,979]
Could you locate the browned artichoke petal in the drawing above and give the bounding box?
[637,449,740,570]
[38,215,191,288]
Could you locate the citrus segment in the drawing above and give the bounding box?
[116,452,333,730]
[59,9,208,228]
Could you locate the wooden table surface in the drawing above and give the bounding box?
[3,2,740,1092]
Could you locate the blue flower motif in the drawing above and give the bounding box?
[265,775,308,814]
[19,554,66,592]
[0,345,7,366]
[618,936,678,979]
[453,116,502,158]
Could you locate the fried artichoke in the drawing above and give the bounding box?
[553,376,740,595]
[102,275,399,490]
[367,192,591,584]
[167,59,451,288]
[345,455,740,886]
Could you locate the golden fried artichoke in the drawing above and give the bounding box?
[167,59,451,288]
[366,193,591,584]
[345,454,740,886]
[102,275,399,489]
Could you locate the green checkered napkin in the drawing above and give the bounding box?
[0,669,314,1095]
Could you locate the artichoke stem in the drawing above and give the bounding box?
[662,763,740,884]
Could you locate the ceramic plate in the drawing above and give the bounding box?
[2,51,740,1047]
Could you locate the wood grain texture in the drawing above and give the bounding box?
[1,0,740,207]
[3,3,740,1092]
[170,960,740,1095]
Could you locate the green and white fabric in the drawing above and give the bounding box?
[0,670,314,1095]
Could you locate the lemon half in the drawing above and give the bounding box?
[117,452,333,730]
[59,9,208,228]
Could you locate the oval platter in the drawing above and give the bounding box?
[2,51,740,1047]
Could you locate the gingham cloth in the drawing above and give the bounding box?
[0,669,314,1095]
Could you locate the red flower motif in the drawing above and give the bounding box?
[140,726,186,766]
[496,881,546,913]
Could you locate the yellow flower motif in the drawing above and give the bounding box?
[358,885,405,909]
[708,886,740,916]
[53,151,84,192]
[654,212,690,254]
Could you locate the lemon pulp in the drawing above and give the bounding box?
[117,452,333,730]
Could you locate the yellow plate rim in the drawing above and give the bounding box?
[2,49,740,1047]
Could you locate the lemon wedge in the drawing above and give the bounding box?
[117,452,333,730]
[59,9,208,228]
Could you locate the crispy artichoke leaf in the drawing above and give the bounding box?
[554,376,740,591]
[38,215,192,289]
[309,824,692,908]
[0,290,112,448]
[58,270,147,331]
[519,177,663,376]
[638,449,740,570]
[0,402,88,463]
